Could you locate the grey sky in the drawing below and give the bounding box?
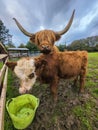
[0,0,98,47]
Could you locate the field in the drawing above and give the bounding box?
[4,52,98,130]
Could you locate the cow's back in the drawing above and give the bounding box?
[58,51,88,78]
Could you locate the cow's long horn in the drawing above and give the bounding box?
[13,18,34,37]
[56,9,75,35]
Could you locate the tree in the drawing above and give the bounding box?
[18,43,26,48]
[0,19,10,44]
[67,36,98,52]
[6,42,16,48]
[67,40,88,51]
[57,44,66,51]
[26,41,39,52]
[95,44,98,51]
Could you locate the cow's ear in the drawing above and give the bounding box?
[30,34,35,43]
[55,33,61,41]
[6,61,17,71]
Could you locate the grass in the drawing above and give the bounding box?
[4,70,19,130]
[86,52,98,97]
[0,61,4,69]
[73,105,92,130]
[72,100,96,130]
[72,52,98,130]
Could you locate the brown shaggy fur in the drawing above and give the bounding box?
[30,30,61,54]
[35,50,88,100]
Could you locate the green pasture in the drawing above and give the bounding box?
[87,52,98,97]
[0,61,3,69]
[72,52,98,130]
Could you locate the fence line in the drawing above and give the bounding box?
[0,55,8,130]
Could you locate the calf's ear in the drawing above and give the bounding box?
[6,61,17,71]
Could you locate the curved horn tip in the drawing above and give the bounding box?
[13,18,18,22]
[73,9,75,13]
[56,9,75,35]
[12,17,34,37]
[13,18,16,20]
[73,9,75,15]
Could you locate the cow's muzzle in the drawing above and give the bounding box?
[40,49,51,54]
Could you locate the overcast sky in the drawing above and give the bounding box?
[1,0,98,47]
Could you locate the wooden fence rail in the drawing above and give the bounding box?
[0,55,8,130]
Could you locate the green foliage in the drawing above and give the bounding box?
[67,40,88,51]
[0,19,10,44]
[67,36,98,52]
[6,42,16,48]
[57,44,66,51]
[18,43,26,48]
[93,89,98,97]
[95,44,98,51]
[26,41,39,52]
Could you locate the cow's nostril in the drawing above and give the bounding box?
[46,45,49,49]
[42,45,45,49]
[42,45,50,50]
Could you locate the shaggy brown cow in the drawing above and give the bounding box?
[6,50,88,101]
[13,10,75,54]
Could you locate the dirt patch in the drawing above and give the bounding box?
[23,79,98,130]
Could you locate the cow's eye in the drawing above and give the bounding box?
[28,73,34,79]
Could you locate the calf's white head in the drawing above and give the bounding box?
[6,57,37,94]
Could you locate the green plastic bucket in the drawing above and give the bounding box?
[6,94,39,129]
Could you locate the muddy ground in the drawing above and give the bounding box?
[23,78,98,130]
[5,74,98,130]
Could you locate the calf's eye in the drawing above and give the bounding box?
[28,73,34,79]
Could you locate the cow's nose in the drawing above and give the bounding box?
[42,45,49,49]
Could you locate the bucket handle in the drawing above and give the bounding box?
[6,99,13,110]
[35,98,40,110]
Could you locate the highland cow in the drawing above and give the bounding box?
[6,50,88,101]
[13,10,75,54]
